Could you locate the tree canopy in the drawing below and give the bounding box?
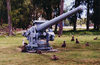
[0,0,100,31]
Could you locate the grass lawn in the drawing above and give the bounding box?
[0,30,100,65]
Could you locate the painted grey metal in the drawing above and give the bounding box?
[37,6,84,31]
[22,6,84,51]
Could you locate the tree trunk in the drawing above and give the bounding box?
[97,24,99,30]
[54,24,58,34]
[94,23,96,30]
[73,20,76,31]
[58,0,64,36]
[7,0,12,36]
[73,14,77,31]
[0,17,3,26]
[86,0,90,30]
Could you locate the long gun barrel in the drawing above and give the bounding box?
[37,6,84,31]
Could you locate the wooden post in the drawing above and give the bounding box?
[7,0,13,36]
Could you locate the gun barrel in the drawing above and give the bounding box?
[37,6,84,31]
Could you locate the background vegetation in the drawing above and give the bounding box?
[0,0,100,32]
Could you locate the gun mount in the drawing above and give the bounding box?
[22,6,84,51]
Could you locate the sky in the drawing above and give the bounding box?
[64,0,87,18]
[64,0,74,10]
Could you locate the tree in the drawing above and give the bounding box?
[93,0,100,30]
[11,0,31,29]
[0,0,3,26]
[72,0,81,31]
[70,0,93,31]
[86,0,90,30]
[86,0,94,30]
[31,0,61,33]
[0,0,8,24]
[7,0,13,36]
[58,0,64,36]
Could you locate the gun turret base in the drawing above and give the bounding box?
[36,47,52,50]
[26,46,52,51]
[27,48,58,53]
[26,40,53,51]
[25,46,53,53]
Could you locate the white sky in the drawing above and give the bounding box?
[64,0,74,5]
[64,0,86,18]
[64,0,74,10]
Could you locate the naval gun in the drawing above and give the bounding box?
[23,6,84,51]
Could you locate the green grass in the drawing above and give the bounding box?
[62,29,100,35]
[0,31,100,65]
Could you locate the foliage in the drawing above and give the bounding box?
[93,0,100,30]
[31,0,60,20]
[0,0,8,23]
[0,0,61,29]
[0,0,100,30]
[11,0,32,29]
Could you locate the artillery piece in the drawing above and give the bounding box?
[22,6,84,51]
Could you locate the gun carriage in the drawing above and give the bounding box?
[22,6,83,51]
